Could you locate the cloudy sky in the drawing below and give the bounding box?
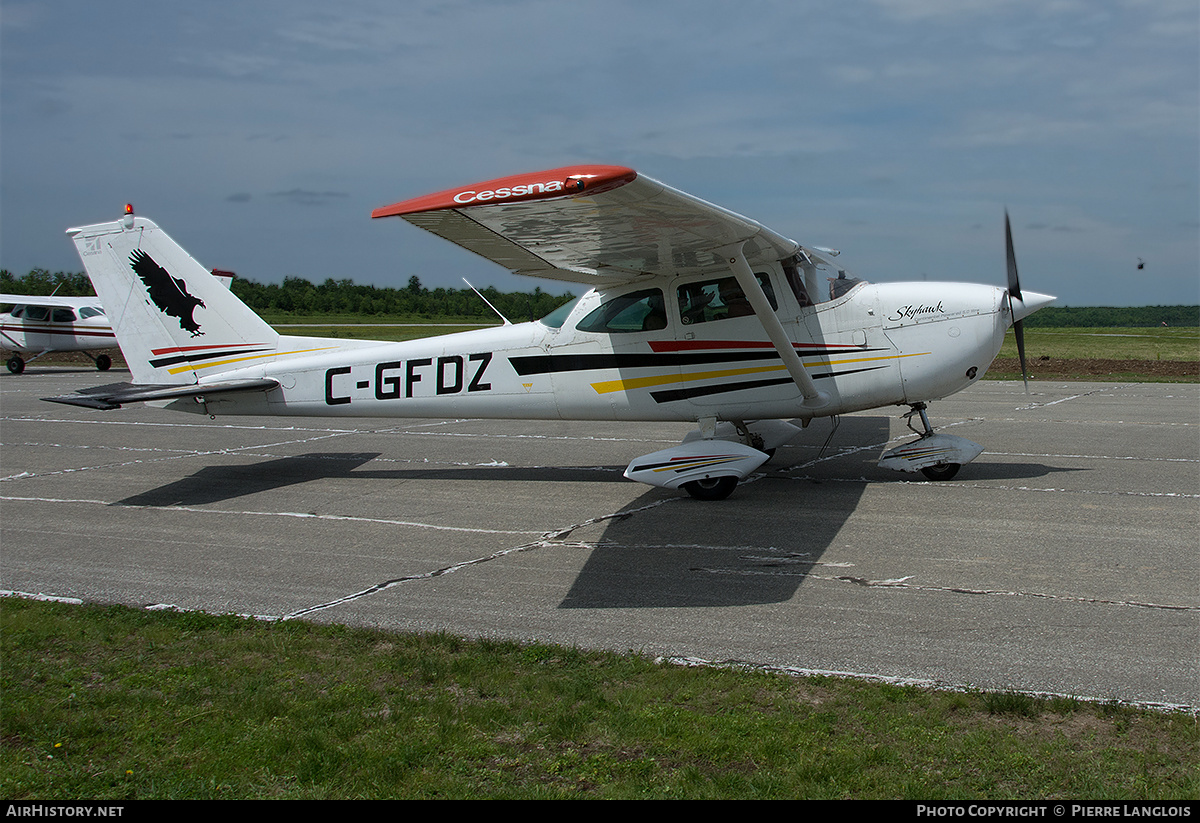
[2,0,1196,307]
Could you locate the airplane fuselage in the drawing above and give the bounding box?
[172,279,1010,425]
[0,307,114,354]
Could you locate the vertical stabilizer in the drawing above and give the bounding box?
[68,213,279,385]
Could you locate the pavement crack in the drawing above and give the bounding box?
[692,567,1197,612]
[284,498,680,619]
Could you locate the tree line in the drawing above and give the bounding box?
[1,269,576,322]
[227,275,576,321]
[2,268,1197,326]
[1022,305,1198,328]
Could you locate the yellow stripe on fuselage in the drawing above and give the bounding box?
[591,364,785,394]
[589,352,930,395]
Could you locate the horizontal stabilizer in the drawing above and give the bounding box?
[44,378,279,410]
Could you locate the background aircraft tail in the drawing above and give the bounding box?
[68,211,280,385]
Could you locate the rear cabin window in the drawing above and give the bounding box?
[78,307,106,319]
[575,289,667,333]
[538,296,580,329]
[51,308,77,323]
[677,274,777,326]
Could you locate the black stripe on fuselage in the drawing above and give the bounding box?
[508,348,881,376]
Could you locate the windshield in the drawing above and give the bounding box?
[828,271,865,300]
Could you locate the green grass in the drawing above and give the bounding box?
[3,597,1196,800]
[999,327,1200,362]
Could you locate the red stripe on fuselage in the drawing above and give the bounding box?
[648,340,851,353]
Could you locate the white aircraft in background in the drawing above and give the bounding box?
[48,165,1053,499]
[1,293,116,374]
[2,257,233,375]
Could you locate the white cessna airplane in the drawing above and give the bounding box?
[48,165,1053,499]
[1,292,116,374]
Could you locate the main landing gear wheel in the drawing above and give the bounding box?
[920,463,961,481]
[682,476,738,501]
[6,356,25,374]
[95,354,112,371]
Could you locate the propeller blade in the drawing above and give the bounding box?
[1014,317,1029,394]
[1005,210,1022,302]
[1006,211,1030,393]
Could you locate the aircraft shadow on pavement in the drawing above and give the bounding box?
[115,452,384,507]
[114,452,636,507]
[560,415,893,609]
[955,462,1079,481]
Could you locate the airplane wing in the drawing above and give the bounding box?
[371,165,801,288]
[1,293,103,309]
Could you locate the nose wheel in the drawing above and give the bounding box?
[919,461,960,481]
[878,402,982,480]
[682,475,739,501]
[906,403,962,480]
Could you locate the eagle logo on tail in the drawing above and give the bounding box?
[129,249,206,337]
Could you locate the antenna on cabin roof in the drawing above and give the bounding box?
[463,278,511,325]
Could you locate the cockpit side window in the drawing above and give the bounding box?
[23,306,49,321]
[677,273,776,326]
[575,289,667,333]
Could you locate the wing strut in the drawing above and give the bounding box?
[720,242,829,411]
